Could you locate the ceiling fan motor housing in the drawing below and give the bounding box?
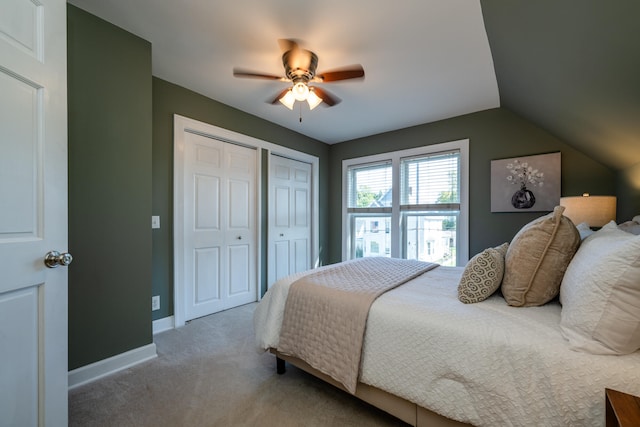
[282,49,318,83]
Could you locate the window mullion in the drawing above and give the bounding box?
[346,207,392,214]
[400,203,460,211]
[390,156,401,258]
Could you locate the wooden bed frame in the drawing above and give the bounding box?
[272,349,470,427]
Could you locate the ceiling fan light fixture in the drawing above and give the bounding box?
[279,89,296,110]
[235,40,361,112]
[292,81,310,101]
[307,89,322,110]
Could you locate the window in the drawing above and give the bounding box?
[400,151,460,265]
[346,161,393,259]
[343,140,469,266]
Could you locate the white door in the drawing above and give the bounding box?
[0,0,68,426]
[183,132,257,321]
[268,155,312,287]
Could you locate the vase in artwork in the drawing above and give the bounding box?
[511,185,536,209]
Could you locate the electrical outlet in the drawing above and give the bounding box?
[152,295,160,311]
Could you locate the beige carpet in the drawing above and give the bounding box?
[69,303,408,426]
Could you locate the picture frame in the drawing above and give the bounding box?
[490,152,561,212]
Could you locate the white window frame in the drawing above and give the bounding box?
[341,139,469,266]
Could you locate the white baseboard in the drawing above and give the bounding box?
[68,343,157,390]
[153,315,174,334]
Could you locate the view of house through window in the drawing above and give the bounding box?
[354,216,391,257]
[343,141,468,266]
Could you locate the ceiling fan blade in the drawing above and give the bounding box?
[269,88,291,105]
[314,65,365,82]
[311,87,341,106]
[233,68,287,81]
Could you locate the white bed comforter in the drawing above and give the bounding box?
[254,265,640,427]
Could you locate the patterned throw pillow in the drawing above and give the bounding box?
[458,243,509,304]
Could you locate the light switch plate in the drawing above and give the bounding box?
[151,216,160,229]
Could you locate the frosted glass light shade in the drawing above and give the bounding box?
[307,90,322,110]
[279,90,295,110]
[560,194,616,227]
[292,82,309,101]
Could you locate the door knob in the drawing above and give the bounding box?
[44,251,73,268]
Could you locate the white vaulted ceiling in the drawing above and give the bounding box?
[67,0,640,171]
[66,0,500,144]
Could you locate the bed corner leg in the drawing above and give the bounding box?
[276,356,286,375]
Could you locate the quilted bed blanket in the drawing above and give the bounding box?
[277,257,436,393]
[255,263,640,426]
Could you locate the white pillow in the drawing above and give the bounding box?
[560,221,640,355]
[618,219,640,235]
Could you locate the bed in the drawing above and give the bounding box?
[254,212,640,426]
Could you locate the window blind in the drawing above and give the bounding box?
[347,161,392,211]
[400,151,460,209]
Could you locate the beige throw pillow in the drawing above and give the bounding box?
[458,243,509,304]
[501,205,580,307]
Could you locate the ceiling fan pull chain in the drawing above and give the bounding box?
[299,103,303,123]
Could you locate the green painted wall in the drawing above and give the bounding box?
[151,78,330,319]
[67,5,627,368]
[67,5,153,369]
[480,0,640,175]
[617,162,640,221]
[327,108,616,263]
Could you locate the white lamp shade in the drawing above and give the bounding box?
[560,195,617,227]
[278,90,295,110]
[292,82,309,101]
[307,90,322,110]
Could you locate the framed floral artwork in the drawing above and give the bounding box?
[490,152,561,212]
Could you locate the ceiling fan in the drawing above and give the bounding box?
[233,39,365,111]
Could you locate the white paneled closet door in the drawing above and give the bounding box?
[183,132,257,321]
[268,155,312,288]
